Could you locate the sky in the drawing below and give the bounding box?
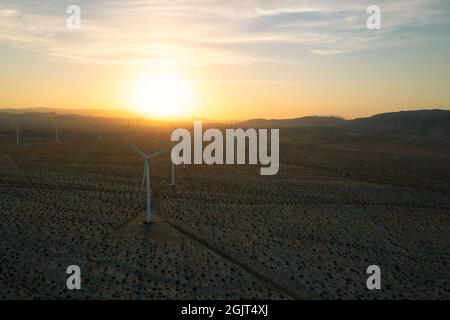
[0,0,449,120]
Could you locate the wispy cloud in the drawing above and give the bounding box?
[0,0,449,66]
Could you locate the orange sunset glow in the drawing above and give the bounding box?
[0,1,449,120]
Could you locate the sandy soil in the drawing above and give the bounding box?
[0,127,449,299]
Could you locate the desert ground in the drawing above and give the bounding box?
[0,120,449,299]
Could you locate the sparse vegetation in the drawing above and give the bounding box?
[0,112,449,299]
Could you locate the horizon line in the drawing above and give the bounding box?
[0,106,449,123]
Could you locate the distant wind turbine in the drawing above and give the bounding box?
[124,139,170,224]
[16,126,21,145]
[96,121,102,141]
[53,120,59,142]
[169,123,181,188]
[168,122,197,182]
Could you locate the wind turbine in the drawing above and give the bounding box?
[96,121,102,141]
[143,126,178,189]
[167,122,197,186]
[53,120,59,142]
[16,126,21,145]
[168,123,180,188]
[171,153,175,187]
[125,139,170,224]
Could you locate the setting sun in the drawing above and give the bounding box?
[131,73,194,117]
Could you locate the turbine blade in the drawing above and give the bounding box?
[124,139,147,158]
[147,148,170,159]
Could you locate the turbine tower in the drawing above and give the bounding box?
[168,124,176,188]
[96,121,102,141]
[167,122,197,186]
[171,156,175,187]
[16,126,21,145]
[53,120,59,142]
[125,139,169,224]
[147,126,177,189]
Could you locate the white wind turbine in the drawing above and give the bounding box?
[125,139,170,224]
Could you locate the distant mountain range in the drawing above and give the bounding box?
[239,116,347,128]
[0,107,138,119]
[0,107,212,123]
[1,108,449,135]
[239,110,450,135]
[349,110,450,135]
